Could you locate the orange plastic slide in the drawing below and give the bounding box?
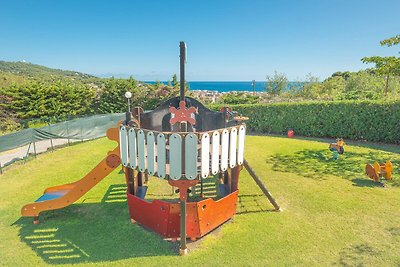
[21,127,121,223]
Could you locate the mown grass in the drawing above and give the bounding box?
[0,136,400,266]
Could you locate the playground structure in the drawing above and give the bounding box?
[21,42,281,255]
[365,161,393,183]
[329,138,345,160]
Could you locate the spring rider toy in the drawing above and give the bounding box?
[21,42,281,255]
[329,138,345,160]
[365,161,393,184]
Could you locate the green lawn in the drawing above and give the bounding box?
[1,136,400,266]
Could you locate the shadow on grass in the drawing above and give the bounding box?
[15,180,282,264]
[336,243,381,266]
[387,227,400,237]
[268,148,400,186]
[249,133,400,154]
[15,185,176,265]
[351,178,385,188]
[236,194,276,214]
[101,184,126,203]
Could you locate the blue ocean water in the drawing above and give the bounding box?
[145,81,300,93]
[188,81,266,92]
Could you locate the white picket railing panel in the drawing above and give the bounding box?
[237,125,246,165]
[119,126,128,167]
[211,131,220,175]
[156,133,166,178]
[229,128,237,168]
[137,130,146,172]
[221,129,229,171]
[201,133,210,178]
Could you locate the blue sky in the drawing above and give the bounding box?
[1,0,399,81]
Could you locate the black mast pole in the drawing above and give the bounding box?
[179,41,188,255]
[179,41,186,101]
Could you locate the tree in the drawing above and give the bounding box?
[265,71,288,96]
[362,34,400,95]
[380,34,400,47]
[171,74,178,88]
[331,71,352,80]
[338,72,384,100]
[219,92,260,105]
[97,77,138,113]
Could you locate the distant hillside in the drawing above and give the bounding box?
[0,61,96,79]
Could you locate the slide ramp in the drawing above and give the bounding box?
[21,150,121,221]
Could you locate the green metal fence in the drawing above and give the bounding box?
[0,113,124,153]
[0,113,124,172]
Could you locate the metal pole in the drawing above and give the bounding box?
[66,116,70,146]
[125,93,132,125]
[243,159,282,211]
[80,121,84,143]
[48,121,54,151]
[179,43,188,174]
[24,143,32,163]
[33,142,37,159]
[179,42,188,255]
[252,80,256,95]
[179,41,186,101]
[0,162,3,174]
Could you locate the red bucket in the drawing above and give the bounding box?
[287,129,294,138]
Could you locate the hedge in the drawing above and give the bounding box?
[209,100,400,144]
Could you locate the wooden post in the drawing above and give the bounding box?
[179,199,187,255]
[243,159,282,211]
[0,161,3,174]
[231,165,241,192]
[200,176,204,198]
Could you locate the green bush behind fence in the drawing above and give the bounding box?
[210,100,400,144]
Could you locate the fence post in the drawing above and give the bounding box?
[66,115,70,146]
[24,143,32,163]
[80,116,84,143]
[48,120,54,152]
[0,162,3,174]
[33,142,37,158]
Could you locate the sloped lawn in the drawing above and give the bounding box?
[0,136,399,266]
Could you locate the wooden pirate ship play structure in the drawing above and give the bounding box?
[21,42,281,255]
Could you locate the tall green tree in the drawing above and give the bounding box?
[265,71,288,95]
[171,74,178,88]
[97,77,138,113]
[362,34,400,95]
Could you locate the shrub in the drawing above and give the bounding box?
[0,81,95,119]
[219,92,261,105]
[209,100,400,144]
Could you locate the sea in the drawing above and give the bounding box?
[145,81,301,93]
